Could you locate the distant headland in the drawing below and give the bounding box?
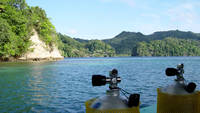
[1,0,200,62]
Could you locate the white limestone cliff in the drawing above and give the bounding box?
[19,30,64,61]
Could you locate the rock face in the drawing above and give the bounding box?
[19,30,64,61]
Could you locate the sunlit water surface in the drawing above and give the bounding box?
[0,57,200,113]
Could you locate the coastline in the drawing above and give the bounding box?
[1,55,200,62]
[0,57,64,63]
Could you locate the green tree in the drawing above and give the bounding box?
[136,37,200,56]
[0,0,58,60]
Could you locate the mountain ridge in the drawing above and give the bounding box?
[102,30,200,55]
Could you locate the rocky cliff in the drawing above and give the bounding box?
[19,30,64,61]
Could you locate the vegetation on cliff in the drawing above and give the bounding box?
[0,0,58,60]
[0,0,115,60]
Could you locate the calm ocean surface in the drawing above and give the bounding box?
[0,57,200,113]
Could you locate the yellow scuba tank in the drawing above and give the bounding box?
[85,69,140,113]
[157,64,200,113]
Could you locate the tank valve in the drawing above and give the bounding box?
[165,64,196,93]
[92,69,121,89]
[92,69,140,107]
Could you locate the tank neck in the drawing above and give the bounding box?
[174,80,185,85]
[106,89,120,96]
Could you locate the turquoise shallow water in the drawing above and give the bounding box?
[0,57,200,113]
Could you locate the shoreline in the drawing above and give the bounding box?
[1,56,200,62]
[0,57,64,63]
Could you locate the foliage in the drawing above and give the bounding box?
[85,40,115,57]
[104,30,200,56]
[57,33,88,57]
[28,6,58,46]
[136,38,200,56]
[58,33,115,57]
[0,2,31,60]
[104,31,147,55]
[2,0,200,59]
[0,0,58,60]
[0,17,16,59]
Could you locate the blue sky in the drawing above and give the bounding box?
[27,0,200,40]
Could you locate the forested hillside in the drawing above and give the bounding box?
[0,0,59,60]
[0,0,115,60]
[57,33,115,57]
[136,38,200,56]
[104,31,146,55]
[103,30,200,56]
[1,0,200,59]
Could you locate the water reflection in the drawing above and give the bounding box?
[0,57,200,113]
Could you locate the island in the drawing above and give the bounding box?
[1,0,200,62]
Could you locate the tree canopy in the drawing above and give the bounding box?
[103,30,200,56]
[1,0,200,60]
[0,0,58,60]
[58,33,115,57]
[136,37,200,56]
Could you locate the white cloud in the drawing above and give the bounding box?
[165,2,200,32]
[167,3,199,25]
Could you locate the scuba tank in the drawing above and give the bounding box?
[161,64,196,94]
[157,64,200,113]
[85,69,140,113]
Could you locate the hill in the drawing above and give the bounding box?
[0,0,63,61]
[103,30,200,56]
[0,0,115,60]
[1,0,200,59]
[137,37,200,56]
[58,33,115,57]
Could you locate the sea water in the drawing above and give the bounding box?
[0,57,200,113]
